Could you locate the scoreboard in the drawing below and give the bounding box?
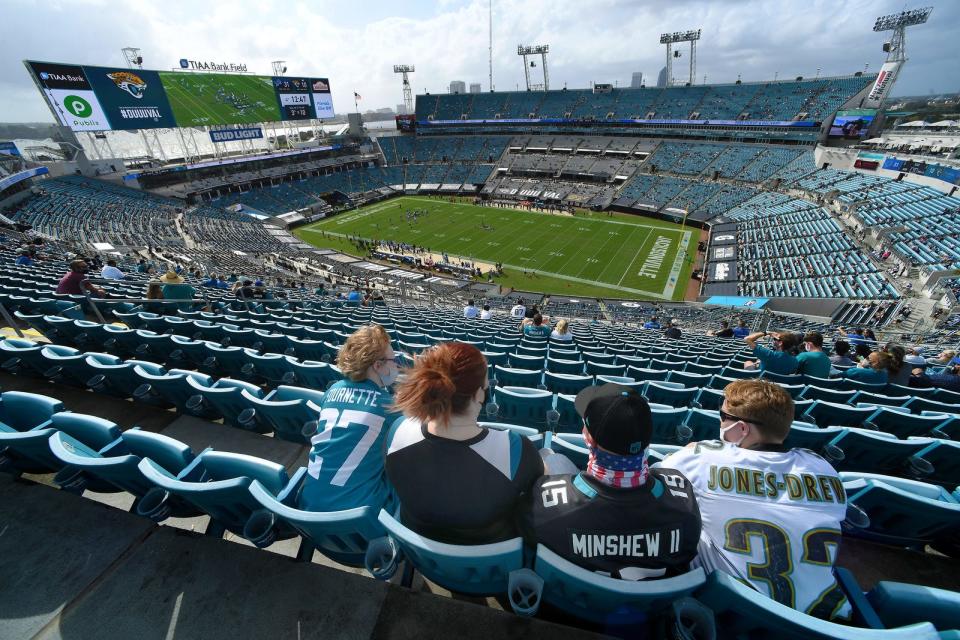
[25,59,336,132]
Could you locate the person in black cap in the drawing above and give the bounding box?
[523,384,701,579]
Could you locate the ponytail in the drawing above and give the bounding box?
[392,342,488,426]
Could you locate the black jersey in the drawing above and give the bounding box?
[385,418,544,545]
[523,468,701,578]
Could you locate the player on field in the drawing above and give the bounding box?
[299,324,401,512]
[524,384,701,579]
[661,379,851,620]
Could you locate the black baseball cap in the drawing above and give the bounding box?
[574,383,652,456]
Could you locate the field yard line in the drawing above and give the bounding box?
[571,222,632,280]
[662,231,693,299]
[614,226,658,287]
[298,227,673,299]
[169,84,222,125]
[595,224,651,284]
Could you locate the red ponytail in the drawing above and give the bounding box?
[393,342,488,426]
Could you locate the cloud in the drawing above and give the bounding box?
[1,0,956,122]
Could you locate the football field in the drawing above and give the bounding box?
[158,72,281,126]
[295,197,694,300]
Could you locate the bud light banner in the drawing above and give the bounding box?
[27,61,111,131]
[83,65,177,130]
[209,127,263,143]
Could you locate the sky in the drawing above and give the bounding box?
[1,0,957,122]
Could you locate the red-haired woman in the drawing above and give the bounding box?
[386,342,544,544]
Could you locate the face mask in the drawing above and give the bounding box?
[720,421,747,447]
[376,361,399,388]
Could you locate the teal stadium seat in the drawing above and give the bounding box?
[0,411,118,478]
[237,386,325,441]
[492,387,554,430]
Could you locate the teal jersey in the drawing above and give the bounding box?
[524,324,551,337]
[300,379,399,512]
[796,351,832,378]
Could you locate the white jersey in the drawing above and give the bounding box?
[661,441,851,621]
[510,304,526,318]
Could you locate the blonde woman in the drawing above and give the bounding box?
[550,318,573,342]
[299,324,402,512]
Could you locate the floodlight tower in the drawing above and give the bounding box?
[659,29,701,86]
[865,7,932,107]
[121,47,143,69]
[517,44,550,91]
[393,65,415,115]
[272,60,287,76]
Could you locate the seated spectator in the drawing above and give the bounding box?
[707,320,734,338]
[927,349,956,366]
[525,384,700,579]
[829,340,855,367]
[843,351,894,385]
[136,259,148,273]
[234,279,255,299]
[838,327,865,347]
[56,259,105,297]
[386,342,543,544]
[201,274,221,288]
[742,330,800,374]
[463,299,479,319]
[314,283,327,296]
[158,271,196,310]
[884,344,910,386]
[524,304,539,320]
[347,286,362,305]
[510,299,526,319]
[796,331,831,378]
[300,324,401,512]
[523,313,551,337]
[853,343,873,362]
[664,319,682,340]
[731,320,750,339]
[550,318,573,342]
[903,348,927,369]
[15,250,33,266]
[100,259,125,280]
[662,380,851,620]
[643,316,661,330]
[910,363,960,392]
[480,304,493,320]
[143,282,165,314]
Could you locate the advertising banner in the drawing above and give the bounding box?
[703,295,769,309]
[0,141,20,156]
[83,65,177,130]
[310,78,335,118]
[27,61,111,131]
[209,127,264,143]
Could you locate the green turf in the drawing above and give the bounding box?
[294,196,696,301]
[158,72,281,127]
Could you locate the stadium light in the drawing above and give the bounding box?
[659,29,701,87]
[873,7,932,32]
[393,65,415,115]
[517,44,550,91]
[272,61,286,76]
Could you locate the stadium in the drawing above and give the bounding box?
[1,2,960,639]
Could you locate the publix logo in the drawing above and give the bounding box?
[63,95,93,118]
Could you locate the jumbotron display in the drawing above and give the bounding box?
[24,60,335,132]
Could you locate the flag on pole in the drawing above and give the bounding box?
[354,92,362,100]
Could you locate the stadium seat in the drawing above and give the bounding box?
[0,412,119,477]
[185,376,264,428]
[782,423,846,462]
[649,404,691,445]
[866,580,960,631]
[493,365,541,388]
[692,387,725,411]
[543,371,593,395]
[245,477,386,564]
[0,338,47,375]
[585,361,626,377]
[137,450,305,540]
[237,386,325,442]
[903,396,960,416]
[694,569,938,640]
[803,400,876,428]
[546,357,585,375]
[509,353,544,369]
[910,439,960,489]
[851,391,910,409]
[594,375,644,390]
[552,393,580,433]
[492,387,554,430]
[841,472,960,548]
[133,366,215,414]
[0,391,64,437]
[683,409,720,442]
[801,375,845,389]
[800,385,859,405]
[667,370,713,388]
[241,352,298,385]
[642,381,698,408]
[286,359,343,390]
[829,429,934,478]
[532,544,706,624]
[864,406,950,439]
[369,509,531,605]
[87,358,166,402]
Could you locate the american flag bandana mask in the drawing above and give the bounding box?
[582,427,649,488]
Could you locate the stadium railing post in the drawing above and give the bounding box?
[0,302,24,338]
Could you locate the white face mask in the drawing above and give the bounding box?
[720,421,747,447]
[376,359,399,388]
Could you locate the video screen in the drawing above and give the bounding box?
[829,110,877,138]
